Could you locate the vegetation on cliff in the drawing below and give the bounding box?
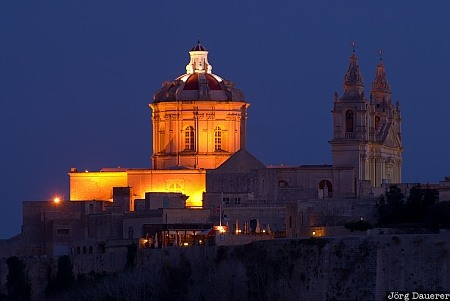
[3,256,31,301]
[375,184,444,229]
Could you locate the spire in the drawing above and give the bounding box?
[370,50,391,101]
[342,43,365,100]
[186,40,212,74]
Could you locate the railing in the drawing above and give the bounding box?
[223,202,287,209]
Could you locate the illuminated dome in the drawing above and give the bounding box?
[153,42,245,102]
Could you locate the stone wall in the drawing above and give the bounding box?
[134,233,450,301]
[2,234,450,300]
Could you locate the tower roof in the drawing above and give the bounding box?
[344,53,364,90]
[153,42,245,102]
[370,53,391,100]
[191,41,207,51]
[341,49,366,101]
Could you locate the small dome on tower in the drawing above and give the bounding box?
[191,42,207,51]
[153,42,244,103]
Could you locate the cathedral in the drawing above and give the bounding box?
[6,41,450,297]
[0,41,416,267]
[68,41,403,209]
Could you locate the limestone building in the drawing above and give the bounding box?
[69,41,249,207]
[69,42,403,212]
[330,50,403,187]
[151,42,249,170]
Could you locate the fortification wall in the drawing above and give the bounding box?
[1,234,450,300]
[135,234,450,301]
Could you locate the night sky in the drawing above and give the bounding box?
[1,1,449,238]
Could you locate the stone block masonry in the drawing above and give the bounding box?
[2,233,450,300]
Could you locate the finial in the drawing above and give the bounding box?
[197,34,201,45]
[334,91,339,102]
[378,49,383,61]
[351,41,357,53]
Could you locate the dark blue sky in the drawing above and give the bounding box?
[1,1,449,238]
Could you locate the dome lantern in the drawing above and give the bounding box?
[153,41,245,103]
[186,40,212,74]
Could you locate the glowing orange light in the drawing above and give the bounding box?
[214,225,227,233]
[53,197,61,204]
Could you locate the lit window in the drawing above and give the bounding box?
[185,126,195,151]
[169,183,182,192]
[215,126,222,151]
[346,110,354,132]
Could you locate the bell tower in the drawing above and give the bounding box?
[368,52,403,185]
[330,48,402,187]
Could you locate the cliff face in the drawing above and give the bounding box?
[135,235,450,301]
[2,234,450,301]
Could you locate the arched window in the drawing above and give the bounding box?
[346,110,354,132]
[168,183,182,192]
[278,180,289,188]
[185,126,195,151]
[319,180,333,198]
[375,116,380,130]
[214,126,222,151]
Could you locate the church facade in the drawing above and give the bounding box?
[330,51,403,187]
